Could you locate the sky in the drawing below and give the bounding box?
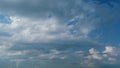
[0,0,120,68]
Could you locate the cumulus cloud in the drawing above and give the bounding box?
[88,48,102,60]
[82,46,120,66]
[103,46,119,56]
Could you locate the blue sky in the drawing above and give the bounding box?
[0,0,120,68]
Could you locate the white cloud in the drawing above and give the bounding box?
[103,46,119,56]
[87,48,102,60]
[82,46,120,65]
[0,14,96,44]
[103,46,114,53]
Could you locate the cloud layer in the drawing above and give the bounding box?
[0,0,119,68]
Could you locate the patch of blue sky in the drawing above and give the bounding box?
[0,14,11,24]
[89,21,120,46]
[92,0,120,7]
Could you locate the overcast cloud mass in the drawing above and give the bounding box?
[0,0,120,68]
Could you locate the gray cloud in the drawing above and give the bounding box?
[0,0,119,24]
[0,0,119,68]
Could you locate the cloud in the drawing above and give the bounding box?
[0,0,119,68]
[0,0,119,25]
[83,46,120,65]
[88,48,102,60]
[103,46,119,56]
[0,0,119,44]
